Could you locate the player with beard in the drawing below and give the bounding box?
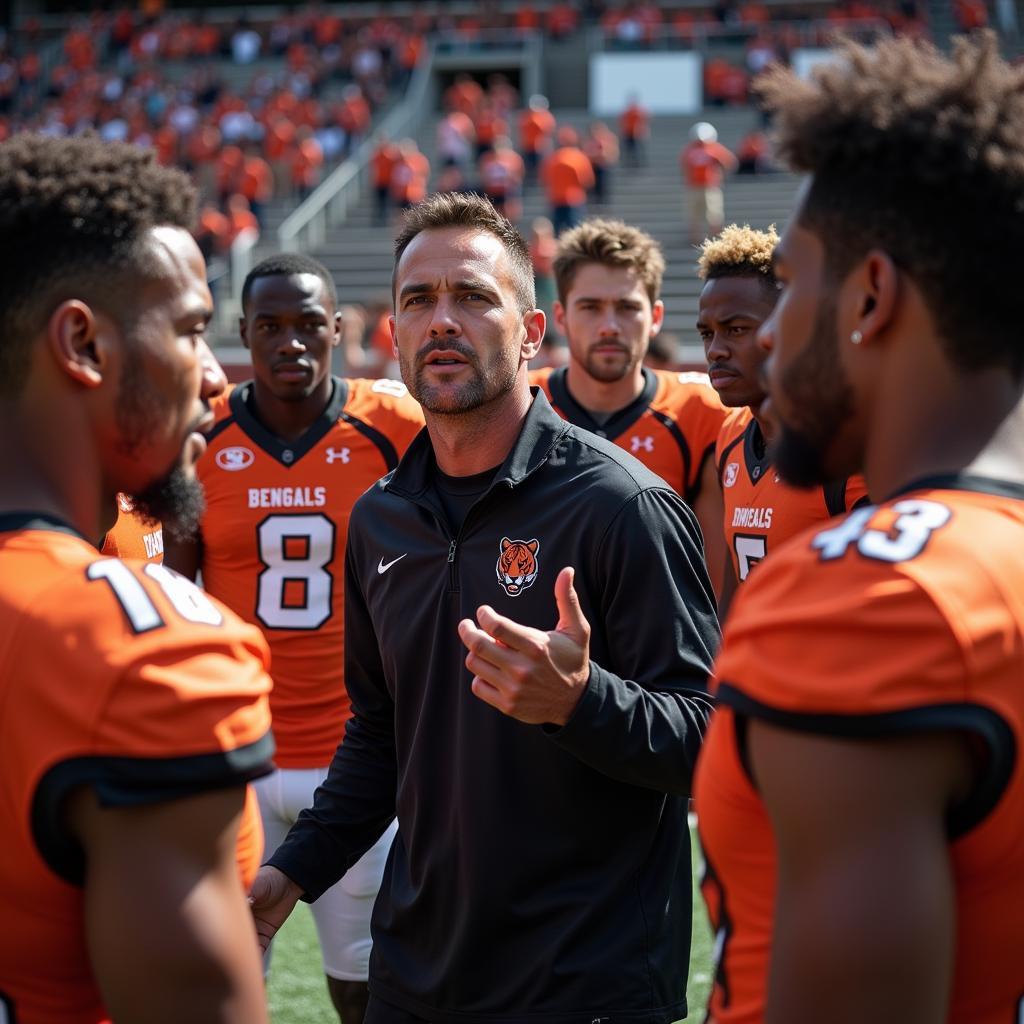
[694,32,1024,1024]
[165,253,423,1024]
[532,218,729,592]
[0,134,274,1023]
[696,224,868,616]
[98,343,268,897]
[101,337,228,563]
[249,192,718,1024]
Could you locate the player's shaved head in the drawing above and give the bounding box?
[0,133,196,398]
[758,31,1024,378]
[242,253,338,313]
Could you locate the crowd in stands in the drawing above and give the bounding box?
[1,0,1002,369]
[0,5,429,259]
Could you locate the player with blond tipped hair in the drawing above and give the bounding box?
[696,223,868,615]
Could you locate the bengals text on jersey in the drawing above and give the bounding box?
[0,515,273,1024]
[100,494,164,563]
[695,477,1024,1024]
[197,376,423,769]
[716,406,868,582]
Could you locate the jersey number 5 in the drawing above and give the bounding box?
[256,513,335,630]
[734,534,767,581]
[812,499,951,564]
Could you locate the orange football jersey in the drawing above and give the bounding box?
[97,497,266,886]
[695,478,1024,1023]
[197,377,424,768]
[0,514,274,1024]
[100,494,163,562]
[532,366,727,502]
[717,407,869,582]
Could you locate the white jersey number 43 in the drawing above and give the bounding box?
[813,499,951,564]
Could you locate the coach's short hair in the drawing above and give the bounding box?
[241,253,338,313]
[553,219,665,305]
[757,31,1024,377]
[0,133,196,397]
[697,224,779,297]
[393,192,536,311]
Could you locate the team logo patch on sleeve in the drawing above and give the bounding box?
[723,462,739,487]
[496,537,540,597]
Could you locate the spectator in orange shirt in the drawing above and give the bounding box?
[445,73,484,117]
[389,138,430,212]
[478,135,525,218]
[737,129,771,174]
[681,121,737,242]
[546,2,579,39]
[584,120,620,205]
[195,203,231,262]
[486,72,519,116]
[216,143,245,204]
[225,193,259,246]
[541,125,595,236]
[337,84,371,158]
[473,100,507,159]
[239,148,274,226]
[619,95,649,166]
[370,132,399,225]
[436,107,475,171]
[529,216,562,356]
[954,0,989,30]
[290,127,324,202]
[519,93,556,184]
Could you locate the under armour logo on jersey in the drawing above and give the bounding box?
[325,447,351,464]
[630,436,655,453]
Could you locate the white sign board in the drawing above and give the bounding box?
[792,48,840,80]
[590,52,702,116]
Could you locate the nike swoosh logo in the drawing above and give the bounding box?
[377,554,407,575]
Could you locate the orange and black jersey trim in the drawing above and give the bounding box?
[695,474,1024,1024]
[0,512,273,1024]
[532,365,727,503]
[197,377,424,769]
[716,409,869,583]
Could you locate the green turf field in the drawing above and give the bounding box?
[268,825,713,1023]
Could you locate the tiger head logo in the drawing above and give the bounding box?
[496,537,540,597]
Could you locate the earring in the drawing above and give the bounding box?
[850,330,863,345]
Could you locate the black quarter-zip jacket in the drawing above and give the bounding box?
[269,389,719,1024]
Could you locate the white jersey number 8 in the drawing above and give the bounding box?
[256,513,335,630]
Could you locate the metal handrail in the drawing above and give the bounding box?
[276,45,436,253]
[216,47,434,333]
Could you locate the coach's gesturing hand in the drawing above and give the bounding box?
[458,566,591,726]
[249,865,303,953]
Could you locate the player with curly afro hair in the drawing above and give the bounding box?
[0,132,196,395]
[694,32,1024,1024]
